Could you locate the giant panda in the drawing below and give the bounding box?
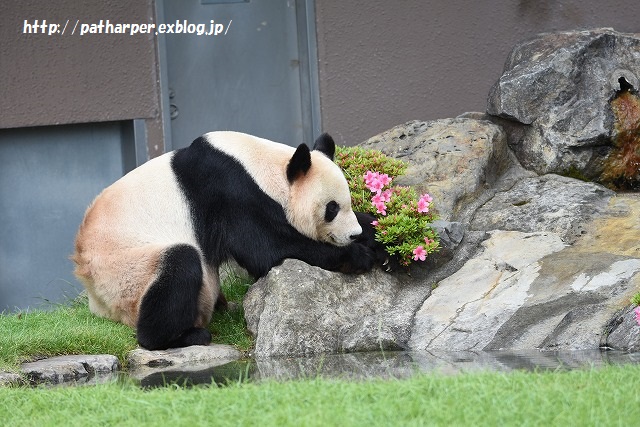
[72,131,380,350]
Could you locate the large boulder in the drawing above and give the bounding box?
[606,305,640,352]
[359,118,509,221]
[410,194,640,352]
[243,114,640,357]
[244,259,426,357]
[470,174,614,244]
[487,28,640,185]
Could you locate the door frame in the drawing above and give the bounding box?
[154,0,322,152]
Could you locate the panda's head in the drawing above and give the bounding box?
[285,133,362,246]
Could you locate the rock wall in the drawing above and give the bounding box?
[487,28,640,189]
[244,28,640,358]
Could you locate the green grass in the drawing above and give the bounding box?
[0,297,137,372]
[209,270,254,350]
[0,271,254,372]
[1,365,639,426]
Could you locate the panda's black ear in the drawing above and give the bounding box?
[312,133,335,161]
[287,143,312,183]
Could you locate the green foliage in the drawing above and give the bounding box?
[335,146,440,266]
[631,292,640,307]
[0,295,137,372]
[209,269,254,350]
[335,146,407,213]
[562,165,590,182]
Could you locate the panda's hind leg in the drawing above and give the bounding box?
[136,244,212,350]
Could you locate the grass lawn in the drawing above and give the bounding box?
[2,271,640,426]
[1,365,639,426]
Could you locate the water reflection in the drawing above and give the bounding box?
[134,349,640,388]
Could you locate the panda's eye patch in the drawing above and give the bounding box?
[324,201,340,222]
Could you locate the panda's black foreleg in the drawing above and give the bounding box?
[353,212,390,266]
[314,212,397,274]
[136,244,211,350]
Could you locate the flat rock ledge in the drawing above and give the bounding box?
[127,344,243,384]
[20,354,120,386]
[2,344,243,387]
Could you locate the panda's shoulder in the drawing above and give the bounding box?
[201,131,293,167]
[176,132,291,205]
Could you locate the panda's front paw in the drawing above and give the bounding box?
[354,211,395,271]
[340,242,376,274]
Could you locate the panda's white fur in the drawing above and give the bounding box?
[205,131,360,245]
[73,131,376,350]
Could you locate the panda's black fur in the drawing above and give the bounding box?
[73,132,383,350]
[171,136,374,278]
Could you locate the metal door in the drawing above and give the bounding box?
[0,122,136,312]
[159,0,320,149]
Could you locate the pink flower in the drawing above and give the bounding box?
[371,220,379,226]
[363,171,377,185]
[417,193,432,213]
[372,189,393,204]
[417,199,430,213]
[364,171,383,192]
[364,171,392,193]
[635,306,640,326]
[413,245,427,261]
[374,201,387,215]
[368,179,384,193]
[424,237,432,246]
[420,193,433,203]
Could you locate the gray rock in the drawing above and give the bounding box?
[127,344,242,369]
[359,118,509,221]
[487,28,640,180]
[127,344,243,384]
[409,193,640,352]
[470,174,615,243]
[20,354,120,385]
[606,306,640,352]
[409,230,567,351]
[430,220,464,251]
[244,259,425,358]
[0,372,23,387]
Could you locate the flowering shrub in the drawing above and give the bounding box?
[336,146,439,266]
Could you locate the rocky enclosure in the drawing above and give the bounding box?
[4,28,640,385]
[245,28,640,358]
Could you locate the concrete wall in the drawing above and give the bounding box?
[315,0,640,144]
[0,0,164,155]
